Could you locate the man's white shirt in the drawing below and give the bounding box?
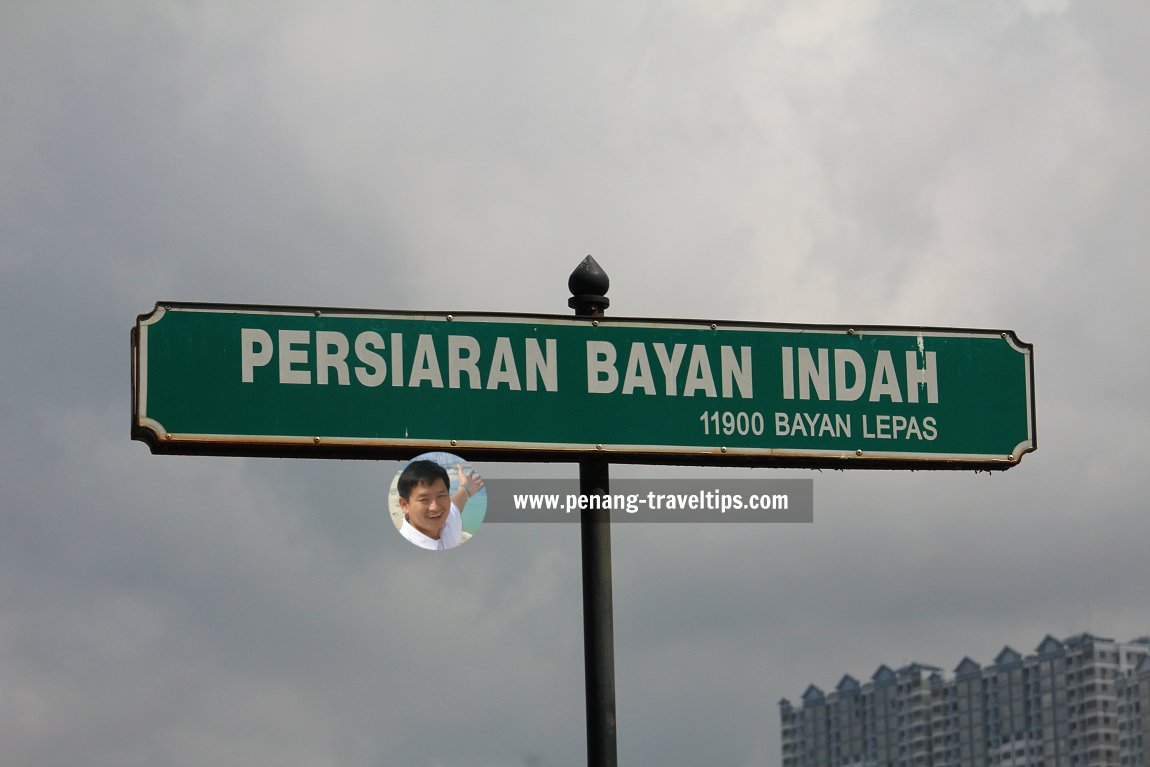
[399,503,463,551]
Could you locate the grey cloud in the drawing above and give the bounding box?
[2,2,1148,766]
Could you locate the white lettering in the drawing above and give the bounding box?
[448,335,482,389]
[798,347,829,401]
[868,350,902,402]
[905,350,938,404]
[781,347,795,400]
[408,334,443,388]
[315,331,350,385]
[354,331,386,386]
[652,343,687,396]
[525,338,557,392]
[241,328,273,383]
[834,348,866,401]
[683,345,717,398]
[587,341,618,394]
[278,330,311,385]
[486,337,521,390]
[622,342,656,395]
[720,346,753,399]
[390,333,404,388]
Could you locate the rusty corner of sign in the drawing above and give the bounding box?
[135,416,168,441]
[1010,439,1037,464]
[137,304,168,327]
[1000,329,1034,354]
[130,415,175,455]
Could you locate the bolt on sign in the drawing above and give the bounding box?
[131,302,1036,469]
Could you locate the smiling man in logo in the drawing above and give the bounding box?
[396,460,484,551]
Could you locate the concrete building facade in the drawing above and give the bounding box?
[780,634,1150,767]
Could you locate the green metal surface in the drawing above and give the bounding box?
[132,303,1035,467]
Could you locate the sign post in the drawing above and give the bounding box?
[131,258,1036,767]
[569,257,618,767]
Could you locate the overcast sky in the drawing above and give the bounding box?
[2,1,1148,766]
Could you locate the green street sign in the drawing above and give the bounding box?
[131,302,1035,469]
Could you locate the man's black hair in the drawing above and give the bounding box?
[397,459,451,500]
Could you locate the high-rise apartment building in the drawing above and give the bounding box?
[780,633,1150,767]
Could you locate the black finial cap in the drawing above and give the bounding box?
[568,255,610,314]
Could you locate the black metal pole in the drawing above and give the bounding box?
[569,256,617,767]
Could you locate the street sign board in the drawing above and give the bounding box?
[132,302,1035,469]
